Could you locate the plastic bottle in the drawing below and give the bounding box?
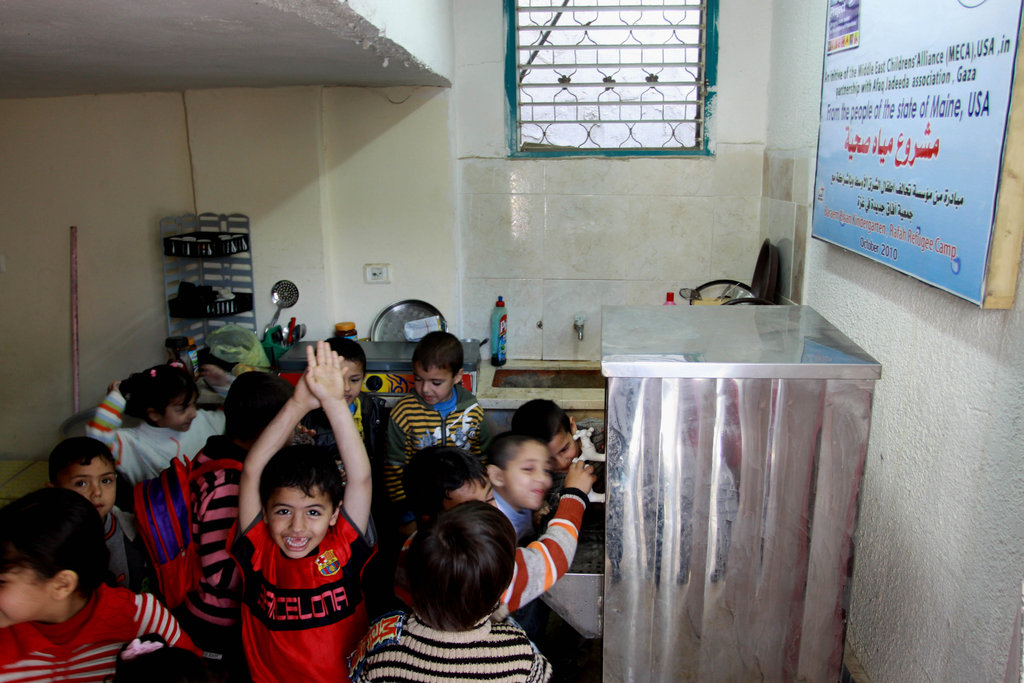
[663,291,677,305]
[490,296,507,366]
[165,336,199,377]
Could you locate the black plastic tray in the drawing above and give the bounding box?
[163,231,250,258]
[168,292,253,318]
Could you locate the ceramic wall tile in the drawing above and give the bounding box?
[763,197,796,300]
[461,159,545,195]
[461,161,492,195]
[542,279,629,359]
[626,195,716,281]
[544,159,633,196]
[624,281,687,306]
[714,144,765,197]
[714,196,761,237]
[627,157,715,197]
[792,153,813,205]
[463,193,545,278]
[544,194,634,279]
[767,152,794,202]
[764,196,797,248]
[711,216,763,282]
[462,278,544,359]
[792,204,809,303]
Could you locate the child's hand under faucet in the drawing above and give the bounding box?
[572,427,605,502]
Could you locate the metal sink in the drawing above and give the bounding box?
[491,368,605,389]
[541,503,605,639]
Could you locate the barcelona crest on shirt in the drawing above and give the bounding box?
[316,548,341,576]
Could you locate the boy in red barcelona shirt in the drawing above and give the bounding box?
[233,341,375,682]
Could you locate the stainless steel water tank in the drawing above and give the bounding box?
[601,305,880,682]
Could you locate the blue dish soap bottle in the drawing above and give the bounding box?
[490,296,507,366]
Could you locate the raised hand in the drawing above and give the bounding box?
[304,340,346,407]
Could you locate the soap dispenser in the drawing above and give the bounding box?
[490,296,507,366]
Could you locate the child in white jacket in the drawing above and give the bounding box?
[86,363,224,484]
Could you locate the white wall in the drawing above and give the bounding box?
[321,86,457,332]
[451,0,774,360]
[765,1,1024,679]
[348,0,455,80]
[0,93,194,455]
[184,88,331,338]
[0,85,457,459]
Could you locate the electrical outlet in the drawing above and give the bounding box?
[364,263,391,284]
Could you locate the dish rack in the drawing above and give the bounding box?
[161,213,256,348]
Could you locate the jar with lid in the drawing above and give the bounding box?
[334,322,358,340]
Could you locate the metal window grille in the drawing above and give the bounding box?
[511,0,709,153]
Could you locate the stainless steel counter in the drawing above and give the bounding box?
[601,305,880,682]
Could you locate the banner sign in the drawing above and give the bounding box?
[812,0,1023,304]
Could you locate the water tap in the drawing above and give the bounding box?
[573,313,586,341]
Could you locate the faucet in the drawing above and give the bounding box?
[573,313,586,341]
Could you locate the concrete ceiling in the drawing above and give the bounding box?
[0,0,449,99]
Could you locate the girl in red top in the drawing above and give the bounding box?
[0,488,197,683]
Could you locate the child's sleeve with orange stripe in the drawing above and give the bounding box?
[502,488,588,612]
[85,388,126,462]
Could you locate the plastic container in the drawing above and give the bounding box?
[165,336,199,377]
[334,322,358,339]
[490,296,507,366]
[663,291,677,305]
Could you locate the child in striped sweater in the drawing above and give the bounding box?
[0,489,196,683]
[395,445,595,613]
[383,332,491,533]
[349,502,551,682]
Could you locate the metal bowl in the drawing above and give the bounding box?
[369,299,446,342]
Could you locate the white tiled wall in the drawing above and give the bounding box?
[452,0,773,361]
[459,145,766,360]
[761,149,816,303]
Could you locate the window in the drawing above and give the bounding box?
[506,0,717,156]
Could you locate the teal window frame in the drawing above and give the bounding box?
[504,0,719,158]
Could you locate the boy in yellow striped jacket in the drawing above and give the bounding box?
[384,332,492,530]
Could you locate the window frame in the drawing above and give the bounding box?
[503,0,719,158]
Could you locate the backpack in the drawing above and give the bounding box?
[133,455,243,609]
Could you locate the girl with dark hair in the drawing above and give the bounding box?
[0,489,197,682]
[86,363,226,484]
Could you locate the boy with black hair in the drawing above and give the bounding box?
[175,371,293,678]
[348,502,551,682]
[384,331,491,529]
[404,445,495,527]
[302,337,387,463]
[487,432,553,541]
[48,436,150,592]
[397,446,595,613]
[234,342,375,683]
[510,399,580,473]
